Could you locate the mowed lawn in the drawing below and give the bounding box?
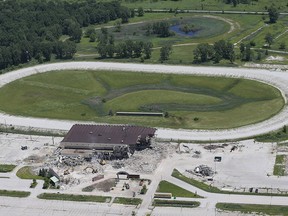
[0,70,284,129]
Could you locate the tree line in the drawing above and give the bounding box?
[193,40,235,63]
[96,28,153,60]
[0,0,132,70]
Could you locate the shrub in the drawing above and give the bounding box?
[140,185,147,194]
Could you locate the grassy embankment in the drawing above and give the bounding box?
[153,199,200,208]
[216,203,288,216]
[0,189,30,198]
[172,169,288,196]
[157,180,203,198]
[273,155,286,176]
[38,193,111,203]
[16,166,45,180]
[113,197,142,205]
[0,164,16,173]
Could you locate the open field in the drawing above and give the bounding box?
[0,69,283,130]
[216,203,288,215]
[75,11,288,66]
[157,180,202,198]
[95,16,230,47]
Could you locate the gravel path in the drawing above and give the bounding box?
[0,61,288,141]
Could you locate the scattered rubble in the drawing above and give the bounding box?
[111,142,174,174]
[186,165,214,177]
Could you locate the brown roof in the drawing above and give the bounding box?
[61,124,156,145]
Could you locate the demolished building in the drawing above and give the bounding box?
[59,124,156,160]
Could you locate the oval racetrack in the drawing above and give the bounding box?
[0,62,287,141]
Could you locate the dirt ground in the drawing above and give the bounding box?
[1,132,288,195]
[176,140,288,193]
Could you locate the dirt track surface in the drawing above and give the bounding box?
[0,62,288,141]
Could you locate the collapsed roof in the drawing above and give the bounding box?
[61,124,157,145]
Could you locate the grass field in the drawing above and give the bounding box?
[172,169,221,193]
[216,203,288,215]
[75,11,288,66]
[0,164,16,173]
[38,193,111,203]
[96,16,230,47]
[16,166,45,180]
[273,155,286,176]
[0,189,30,198]
[113,197,142,205]
[0,70,284,130]
[157,180,203,198]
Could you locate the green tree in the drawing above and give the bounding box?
[265,33,273,48]
[89,33,96,42]
[125,40,134,58]
[152,21,171,37]
[143,41,153,59]
[85,27,96,38]
[239,43,245,60]
[107,44,115,58]
[244,44,253,61]
[120,7,130,23]
[279,42,286,50]
[97,44,108,58]
[160,44,172,62]
[133,41,143,58]
[138,7,144,17]
[193,43,214,63]
[268,6,279,23]
[114,20,122,32]
[226,42,235,63]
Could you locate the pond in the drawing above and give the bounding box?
[169,24,200,37]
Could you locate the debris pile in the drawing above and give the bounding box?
[112,142,174,174]
[186,165,214,177]
[59,156,85,167]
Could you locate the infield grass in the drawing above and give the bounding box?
[0,70,284,130]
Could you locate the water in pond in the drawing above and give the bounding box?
[170,25,199,37]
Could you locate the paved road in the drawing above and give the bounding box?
[0,62,288,141]
[0,196,135,216]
